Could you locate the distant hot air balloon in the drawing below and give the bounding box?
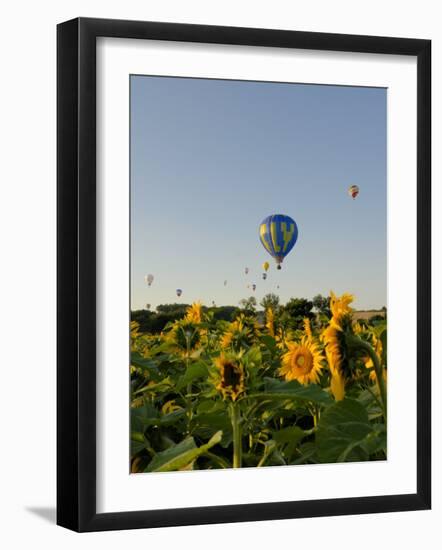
[262,273,267,280]
[252,283,256,292]
[176,289,182,297]
[259,214,298,270]
[262,261,269,272]
[277,285,280,290]
[245,267,249,275]
[348,184,359,200]
[224,280,227,286]
[145,303,150,310]
[144,274,154,286]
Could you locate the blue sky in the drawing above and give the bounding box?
[130,75,386,311]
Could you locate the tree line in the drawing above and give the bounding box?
[131,293,337,334]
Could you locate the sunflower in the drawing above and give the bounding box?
[185,301,203,324]
[321,324,349,399]
[330,291,354,322]
[280,337,324,385]
[265,307,275,337]
[214,353,245,401]
[220,314,258,350]
[353,321,364,335]
[321,291,355,376]
[321,324,343,374]
[220,329,234,349]
[363,332,386,383]
[130,320,140,337]
[303,317,313,341]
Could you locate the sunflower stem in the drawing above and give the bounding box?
[229,402,242,468]
[185,354,193,433]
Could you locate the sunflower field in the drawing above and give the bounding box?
[130,292,387,473]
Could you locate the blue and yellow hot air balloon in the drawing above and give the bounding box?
[259,214,298,270]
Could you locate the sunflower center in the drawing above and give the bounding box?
[222,362,241,391]
[291,349,313,375]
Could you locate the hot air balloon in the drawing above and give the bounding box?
[245,267,249,275]
[224,280,227,286]
[262,273,267,280]
[144,274,154,286]
[262,261,269,272]
[252,283,256,292]
[259,214,298,270]
[176,289,182,297]
[145,303,151,310]
[348,184,359,200]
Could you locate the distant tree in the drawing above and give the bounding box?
[260,293,280,312]
[212,306,239,322]
[156,303,189,315]
[369,314,385,324]
[281,297,314,330]
[239,296,257,314]
[131,309,155,333]
[131,303,189,333]
[312,294,331,318]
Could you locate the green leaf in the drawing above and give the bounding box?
[272,426,305,446]
[131,352,161,379]
[260,335,277,353]
[131,432,147,454]
[131,403,159,432]
[191,410,232,447]
[176,362,209,391]
[360,424,387,456]
[197,399,224,414]
[145,431,223,472]
[271,425,306,460]
[243,346,262,366]
[134,377,173,395]
[291,441,318,464]
[316,398,373,462]
[159,409,186,426]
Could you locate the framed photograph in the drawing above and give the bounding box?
[57,17,431,532]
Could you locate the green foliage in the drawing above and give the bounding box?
[145,431,222,472]
[260,293,280,312]
[132,304,239,333]
[238,296,257,313]
[312,294,331,318]
[316,398,374,462]
[130,297,387,473]
[280,298,314,330]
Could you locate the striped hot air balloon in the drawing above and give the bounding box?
[259,214,298,270]
[348,185,359,199]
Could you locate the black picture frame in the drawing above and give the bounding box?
[57,17,431,532]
